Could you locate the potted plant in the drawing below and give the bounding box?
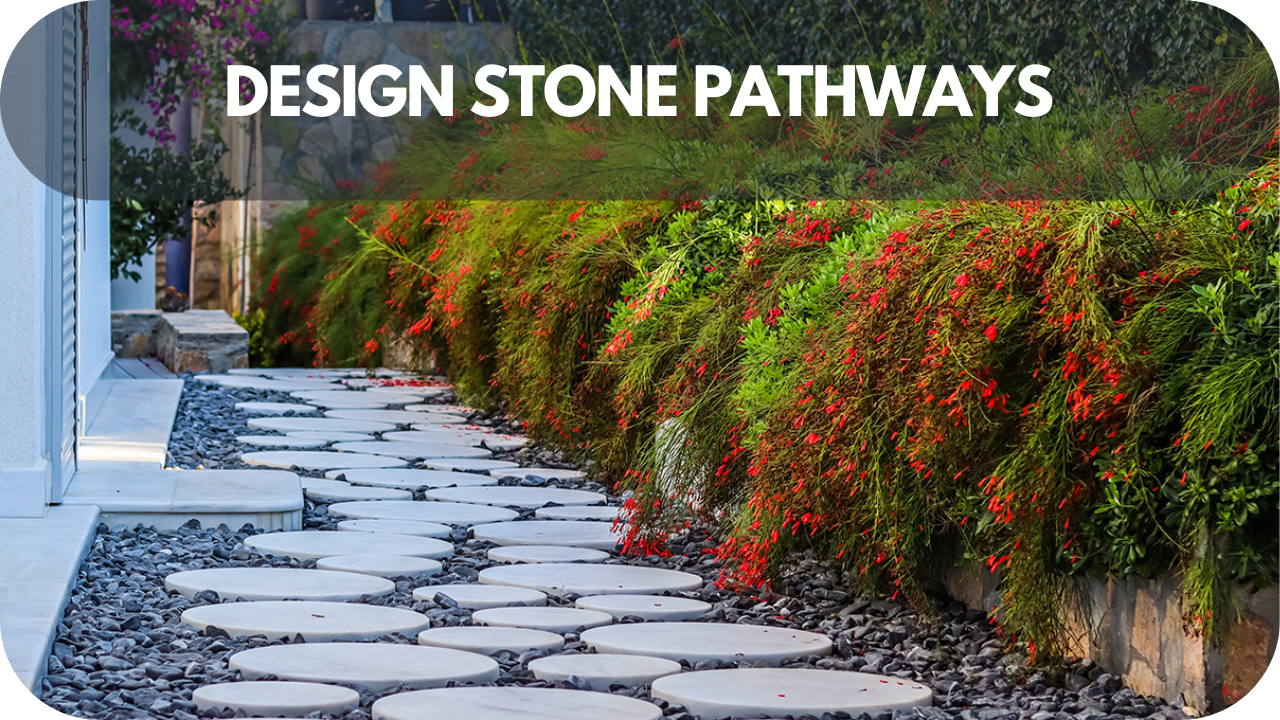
[306,0,376,20]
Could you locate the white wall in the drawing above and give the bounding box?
[79,0,111,389]
[0,18,50,517]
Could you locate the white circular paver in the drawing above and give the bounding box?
[488,545,608,564]
[316,554,443,578]
[165,568,393,602]
[326,468,498,489]
[304,480,413,503]
[193,681,358,717]
[369,385,450,397]
[242,450,406,471]
[381,431,485,446]
[338,519,452,538]
[287,430,374,443]
[479,563,702,597]
[291,391,392,409]
[472,606,613,633]
[421,458,520,472]
[535,505,621,521]
[235,402,318,415]
[247,417,396,434]
[245,531,453,561]
[576,595,711,621]
[327,500,518,526]
[331,441,493,459]
[472,521,622,550]
[404,403,473,413]
[651,668,933,718]
[326,409,453,424]
[417,626,565,656]
[528,653,682,690]
[196,376,339,392]
[229,643,500,692]
[236,435,328,448]
[489,467,586,482]
[181,601,430,641]
[413,584,547,609]
[372,686,662,720]
[357,390,437,404]
[424,486,605,509]
[583,623,833,665]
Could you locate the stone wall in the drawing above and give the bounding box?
[192,20,513,314]
[943,553,1278,715]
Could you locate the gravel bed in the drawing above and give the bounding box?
[40,380,1189,720]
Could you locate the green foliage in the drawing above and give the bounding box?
[109,110,244,280]
[509,0,1253,89]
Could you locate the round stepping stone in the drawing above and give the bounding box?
[327,500,518,526]
[490,467,586,482]
[404,403,474,413]
[338,519,452,538]
[535,505,621,521]
[488,545,608,564]
[287,430,374,442]
[359,390,438,404]
[421,458,520,472]
[230,367,357,378]
[480,563,702,597]
[417,626,564,656]
[472,606,613,633]
[424,486,605,509]
[235,402,318,415]
[576,595,711,621]
[236,435,327,449]
[164,568,393,601]
[528,653,682,690]
[247,416,396,434]
[369,385,450,397]
[304,480,413,503]
[326,468,498,489]
[472,521,622,550]
[193,681,359,717]
[372,686,662,720]
[229,643,500,692]
[327,409,456,425]
[331,441,493,459]
[583,623,833,665]
[290,391,392,409]
[316,554,443,578]
[382,431,485,446]
[651,668,933,718]
[196,376,339,392]
[413,584,547,609]
[242,450,406,471]
[245,531,453,561]
[181,601,430,641]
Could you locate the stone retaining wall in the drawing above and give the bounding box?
[943,554,1278,714]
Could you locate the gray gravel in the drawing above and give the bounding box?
[40,380,1189,720]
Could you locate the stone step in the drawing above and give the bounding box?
[528,653,682,690]
[471,520,623,550]
[62,469,303,532]
[582,623,834,665]
[181,601,431,642]
[315,554,443,579]
[229,642,500,691]
[327,500,518,527]
[575,594,711,622]
[372,687,662,720]
[192,681,359,717]
[164,567,393,602]
[413,584,548,610]
[326,468,498,489]
[488,545,609,564]
[650,668,933,719]
[244,530,453,561]
[472,606,613,633]
[424,486,605,509]
[478,563,702,597]
[241,450,406,471]
[417,626,565,656]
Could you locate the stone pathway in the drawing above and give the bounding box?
[39,373,1189,720]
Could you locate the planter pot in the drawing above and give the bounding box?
[306,0,375,20]
[285,0,307,19]
[389,0,459,21]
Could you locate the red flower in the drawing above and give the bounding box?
[363,339,380,354]
[984,323,998,342]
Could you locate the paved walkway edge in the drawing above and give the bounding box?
[0,504,100,692]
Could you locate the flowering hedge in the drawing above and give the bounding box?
[251,51,1279,658]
